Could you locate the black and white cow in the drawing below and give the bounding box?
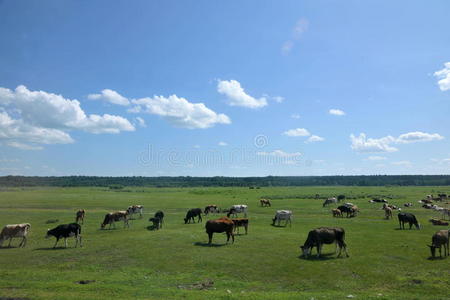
[226,205,248,218]
[101,211,129,229]
[46,223,82,248]
[272,210,293,227]
[127,205,144,219]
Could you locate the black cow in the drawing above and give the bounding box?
[46,223,82,248]
[337,195,346,202]
[337,205,357,218]
[300,227,349,258]
[184,208,202,224]
[398,212,420,230]
[149,210,164,230]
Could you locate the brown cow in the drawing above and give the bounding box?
[429,218,449,226]
[428,230,449,258]
[260,199,271,207]
[76,209,85,224]
[383,205,393,219]
[101,211,129,229]
[0,223,31,248]
[205,217,234,245]
[332,208,342,218]
[204,205,219,215]
[231,218,248,235]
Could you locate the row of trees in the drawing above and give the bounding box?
[1,175,450,187]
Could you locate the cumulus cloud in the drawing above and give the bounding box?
[130,95,231,129]
[283,128,310,137]
[0,85,135,150]
[329,109,346,116]
[88,89,130,106]
[134,117,146,128]
[434,62,450,91]
[351,131,444,153]
[217,80,267,109]
[305,135,325,143]
[281,18,309,55]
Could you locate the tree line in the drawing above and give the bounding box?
[0,175,450,187]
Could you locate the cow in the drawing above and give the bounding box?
[205,217,234,245]
[421,198,433,204]
[337,204,358,218]
[404,203,413,207]
[101,211,129,229]
[300,227,349,258]
[75,209,85,224]
[46,223,82,248]
[149,210,164,230]
[0,223,31,248]
[428,230,449,258]
[332,208,342,217]
[231,218,248,235]
[260,199,271,207]
[443,208,450,220]
[322,197,337,207]
[227,205,248,218]
[204,205,219,215]
[272,210,293,227]
[384,206,393,219]
[337,195,346,202]
[398,212,420,230]
[127,205,144,219]
[184,208,202,224]
[429,218,449,226]
[371,198,388,203]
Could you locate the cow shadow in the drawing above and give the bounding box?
[427,256,448,260]
[298,253,341,261]
[146,225,159,231]
[0,246,21,250]
[271,224,290,228]
[193,242,228,247]
[34,247,75,251]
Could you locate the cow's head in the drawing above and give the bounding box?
[428,245,436,258]
[100,223,106,229]
[184,217,188,224]
[300,245,311,257]
[45,229,51,239]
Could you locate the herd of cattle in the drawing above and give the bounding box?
[0,195,449,259]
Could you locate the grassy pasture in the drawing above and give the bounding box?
[0,186,449,300]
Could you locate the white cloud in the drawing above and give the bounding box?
[434,62,450,91]
[217,80,267,109]
[0,85,135,150]
[281,18,309,55]
[257,150,302,158]
[130,95,231,129]
[391,160,412,167]
[396,131,444,143]
[273,96,284,103]
[135,117,146,128]
[291,114,300,119]
[218,141,227,146]
[305,135,325,143]
[350,133,398,153]
[283,128,310,137]
[367,156,387,161]
[329,109,346,116]
[88,89,130,106]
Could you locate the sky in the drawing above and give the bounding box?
[0,0,449,176]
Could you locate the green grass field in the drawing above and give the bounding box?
[0,186,449,300]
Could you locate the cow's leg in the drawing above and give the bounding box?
[208,232,213,245]
[341,241,349,257]
[64,238,68,248]
[199,214,202,223]
[244,224,248,235]
[8,237,13,247]
[230,231,234,243]
[53,238,59,248]
[19,237,25,247]
[317,244,322,257]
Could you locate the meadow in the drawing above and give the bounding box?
[0,186,449,300]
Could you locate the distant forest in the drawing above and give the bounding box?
[0,175,450,187]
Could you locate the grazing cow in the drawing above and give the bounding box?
[205,217,234,245]
[101,211,129,229]
[204,205,219,215]
[0,223,31,248]
[421,198,433,204]
[227,205,248,218]
[300,227,349,258]
[422,204,433,209]
[75,209,85,224]
[322,197,337,207]
[272,210,293,227]
[429,218,449,226]
[231,218,248,235]
[337,204,358,218]
[398,212,420,230]
[371,198,388,203]
[438,193,448,201]
[383,206,393,219]
[149,210,164,230]
[184,208,202,224]
[127,205,144,219]
[404,203,413,207]
[428,230,449,258]
[260,199,271,207]
[332,208,342,218]
[46,223,82,248]
[337,195,346,202]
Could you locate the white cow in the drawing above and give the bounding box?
[127,205,144,219]
[0,223,31,248]
[227,205,248,218]
[272,210,293,227]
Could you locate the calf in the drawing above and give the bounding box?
[429,218,449,226]
[184,208,202,224]
[398,212,420,230]
[260,199,271,207]
[46,223,82,248]
[0,223,31,248]
[101,211,129,229]
[231,218,248,235]
[272,210,293,227]
[205,217,234,245]
[332,208,342,218]
[204,205,219,215]
[300,227,349,258]
[127,205,143,219]
[428,230,449,258]
[75,209,85,224]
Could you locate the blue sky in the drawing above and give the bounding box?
[0,0,449,176]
